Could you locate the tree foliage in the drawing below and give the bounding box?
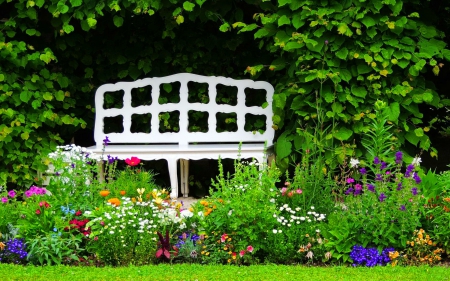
[0,0,449,186]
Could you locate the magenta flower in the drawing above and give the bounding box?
[239,250,246,257]
[1,197,7,203]
[247,245,254,253]
[347,178,355,184]
[7,190,16,198]
[24,190,33,197]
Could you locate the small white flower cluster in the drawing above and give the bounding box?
[274,204,326,226]
[91,198,159,236]
[233,184,248,192]
[48,144,101,162]
[349,158,360,168]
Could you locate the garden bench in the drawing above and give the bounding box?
[87,73,274,198]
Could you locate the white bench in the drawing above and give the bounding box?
[87,73,274,198]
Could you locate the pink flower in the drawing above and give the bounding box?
[285,182,290,186]
[221,233,228,243]
[35,209,41,215]
[247,245,254,253]
[296,189,303,194]
[239,250,246,257]
[1,197,7,203]
[7,190,16,198]
[281,187,287,195]
[125,156,141,166]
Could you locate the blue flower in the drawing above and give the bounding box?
[359,168,367,175]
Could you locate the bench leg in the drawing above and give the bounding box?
[167,159,179,199]
[180,159,189,198]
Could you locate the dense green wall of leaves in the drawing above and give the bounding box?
[0,0,449,187]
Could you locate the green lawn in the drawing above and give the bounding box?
[1,264,449,281]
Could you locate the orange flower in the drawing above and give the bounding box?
[120,190,126,196]
[100,190,110,197]
[131,197,136,203]
[108,198,121,206]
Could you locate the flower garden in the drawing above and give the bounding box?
[1,113,450,270]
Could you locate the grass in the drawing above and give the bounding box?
[1,264,449,281]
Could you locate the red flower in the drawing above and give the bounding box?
[75,210,82,216]
[35,209,41,215]
[125,156,141,166]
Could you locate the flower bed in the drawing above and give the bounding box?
[1,137,450,267]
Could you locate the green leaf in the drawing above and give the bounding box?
[275,132,292,159]
[278,0,291,6]
[219,23,230,32]
[57,76,69,88]
[62,24,74,34]
[183,1,195,12]
[351,86,367,98]
[414,128,424,137]
[55,91,65,101]
[20,91,32,103]
[292,13,304,29]
[284,42,303,51]
[339,69,352,82]
[0,74,4,82]
[357,63,372,75]
[278,15,291,27]
[113,16,124,27]
[87,18,97,27]
[43,92,53,100]
[26,29,36,36]
[335,47,348,60]
[176,15,184,25]
[361,16,376,28]
[70,0,82,7]
[254,28,269,38]
[334,126,353,141]
[195,0,206,7]
[21,132,29,140]
[443,49,450,61]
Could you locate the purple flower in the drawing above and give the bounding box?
[397,182,403,191]
[70,163,75,168]
[411,187,418,196]
[24,190,32,197]
[103,136,111,146]
[413,173,421,184]
[345,188,354,195]
[374,157,381,165]
[7,190,16,198]
[367,184,375,192]
[395,151,403,164]
[347,178,355,184]
[379,193,387,202]
[399,205,406,211]
[359,168,367,175]
[375,174,383,181]
[55,171,61,176]
[325,40,329,45]
[380,162,387,170]
[1,197,7,203]
[405,164,414,178]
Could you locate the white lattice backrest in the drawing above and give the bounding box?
[94,73,274,148]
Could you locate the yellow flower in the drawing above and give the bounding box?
[154,197,163,205]
[137,188,145,195]
[227,259,231,263]
[224,247,228,250]
[206,252,210,256]
[0,242,5,251]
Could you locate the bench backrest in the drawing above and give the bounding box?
[94,73,274,148]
